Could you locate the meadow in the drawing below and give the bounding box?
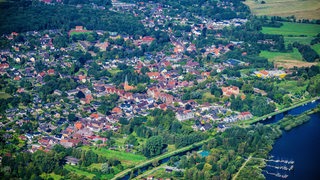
[244,0,320,20]
[259,22,320,67]
[0,92,11,99]
[260,49,302,62]
[261,22,320,38]
[312,44,320,54]
[81,146,147,167]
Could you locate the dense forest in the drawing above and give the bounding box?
[0,0,145,35]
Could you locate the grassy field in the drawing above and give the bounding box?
[64,165,96,179]
[260,49,302,62]
[244,0,320,19]
[109,68,121,76]
[70,31,92,36]
[275,80,308,94]
[259,22,320,67]
[312,44,320,54]
[284,36,314,45]
[82,146,147,167]
[262,22,320,38]
[40,173,63,180]
[260,49,318,68]
[0,92,11,99]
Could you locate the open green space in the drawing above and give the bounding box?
[262,22,320,38]
[0,92,11,99]
[70,31,93,36]
[260,48,302,62]
[275,80,308,94]
[40,173,63,180]
[108,68,121,76]
[64,164,96,179]
[82,146,147,166]
[284,36,314,45]
[312,44,320,54]
[244,0,320,20]
[260,22,320,65]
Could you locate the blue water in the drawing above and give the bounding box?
[260,100,320,125]
[199,150,210,157]
[264,101,320,179]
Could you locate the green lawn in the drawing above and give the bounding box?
[70,31,92,36]
[40,173,63,180]
[82,146,146,166]
[109,68,121,76]
[284,36,314,45]
[275,80,308,94]
[262,22,320,37]
[64,164,96,179]
[312,44,320,54]
[0,92,11,99]
[260,49,302,62]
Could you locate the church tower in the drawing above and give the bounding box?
[124,75,134,91]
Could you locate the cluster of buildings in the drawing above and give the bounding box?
[0,1,263,153]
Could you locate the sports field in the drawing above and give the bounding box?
[244,0,320,19]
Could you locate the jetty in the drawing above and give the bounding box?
[266,159,295,164]
[266,164,294,171]
[263,170,289,179]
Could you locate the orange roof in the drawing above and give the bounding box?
[47,69,55,75]
[112,107,122,114]
[90,113,99,119]
[75,122,83,130]
[147,72,160,78]
[260,70,268,76]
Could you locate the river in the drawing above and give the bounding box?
[263,100,320,180]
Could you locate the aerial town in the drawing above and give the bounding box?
[0,0,319,179]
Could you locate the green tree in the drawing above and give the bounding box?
[142,136,164,158]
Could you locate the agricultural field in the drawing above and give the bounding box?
[312,44,320,54]
[259,22,320,67]
[260,49,302,62]
[260,49,318,68]
[261,22,320,37]
[244,0,320,19]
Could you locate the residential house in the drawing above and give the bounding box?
[176,110,194,121]
[222,86,239,97]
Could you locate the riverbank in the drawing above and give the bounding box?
[240,96,320,125]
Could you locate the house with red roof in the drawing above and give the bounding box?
[238,111,253,120]
[147,72,160,80]
[222,86,240,97]
[0,63,9,69]
[47,69,55,75]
